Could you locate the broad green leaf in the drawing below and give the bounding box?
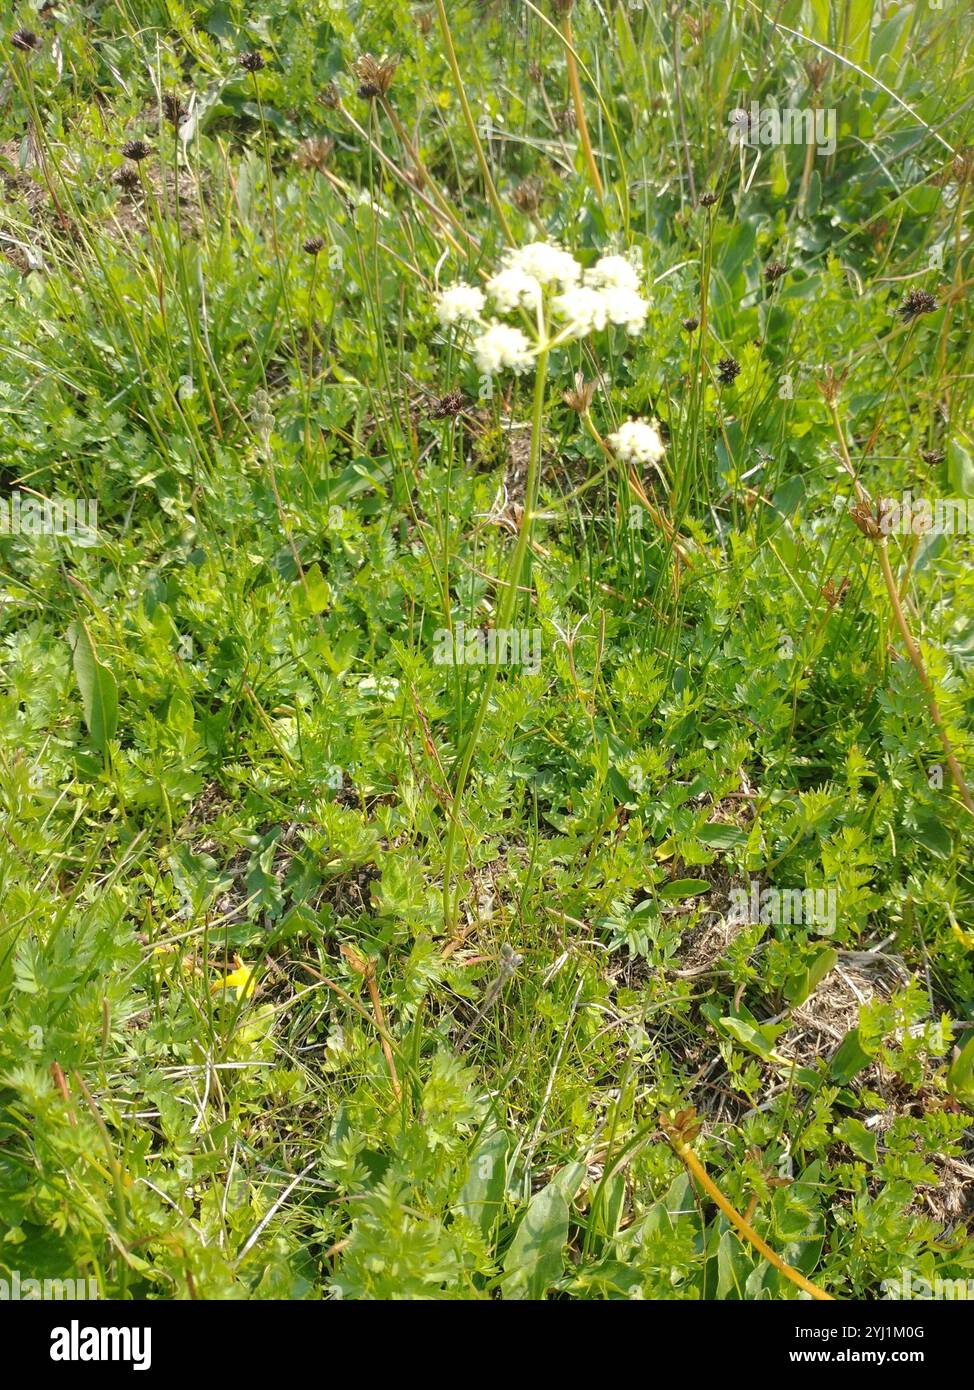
[67,621,118,757]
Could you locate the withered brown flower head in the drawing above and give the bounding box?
[682,317,699,332]
[849,500,885,540]
[512,178,542,216]
[699,191,718,208]
[317,82,341,110]
[302,236,325,256]
[354,53,397,100]
[12,28,41,52]
[121,139,151,162]
[822,576,850,608]
[898,288,938,322]
[562,371,596,415]
[432,388,466,419]
[162,92,187,126]
[238,51,266,73]
[294,136,335,173]
[816,365,848,405]
[717,356,740,385]
[921,448,945,466]
[804,57,829,92]
[414,9,433,35]
[764,261,787,284]
[114,166,141,192]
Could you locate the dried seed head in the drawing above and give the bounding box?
[681,316,699,332]
[114,165,141,192]
[898,288,938,322]
[431,388,466,419]
[238,51,266,73]
[717,356,740,385]
[121,139,151,162]
[822,576,850,608]
[849,500,884,539]
[563,371,597,415]
[302,236,325,256]
[805,57,829,92]
[317,82,341,110]
[512,178,543,216]
[354,53,397,100]
[764,260,787,284]
[699,191,718,208]
[921,448,944,466]
[12,28,41,53]
[414,9,433,35]
[552,0,574,15]
[294,136,335,172]
[162,92,187,126]
[816,365,847,405]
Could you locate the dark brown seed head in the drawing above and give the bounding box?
[699,191,718,207]
[303,236,325,256]
[317,82,341,110]
[162,92,187,126]
[682,317,699,332]
[898,288,938,322]
[239,51,266,73]
[921,448,945,466]
[764,261,787,284]
[353,54,397,99]
[432,388,466,419]
[717,356,740,384]
[114,166,141,192]
[121,139,151,162]
[12,29,41,53]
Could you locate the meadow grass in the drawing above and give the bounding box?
[1,0,973,1300]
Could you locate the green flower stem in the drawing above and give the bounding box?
[442,346,550,930]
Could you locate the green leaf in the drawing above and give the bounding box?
[67,621,118,757]
[947,1032,974,1104]
[831,1028,873,1084]
[659,878,710,901]
[784,946,838,1007]
[457,1131,509,1235]
[501,1177,570,1299]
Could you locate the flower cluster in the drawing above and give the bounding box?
[434,242,649,375]
[607,418,666,466]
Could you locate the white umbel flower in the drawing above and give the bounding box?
[585,254,642,295]
[486,266,541,313]
[600,284,649,335]
[435,282,485,326]
[552,285,609,338]
[607,418,666,465]
[472,322,534,375]
[507,241,581,288]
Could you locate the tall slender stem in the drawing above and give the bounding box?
[560,11,604,202]
[433,0,514,244]
[442,349,550,928]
